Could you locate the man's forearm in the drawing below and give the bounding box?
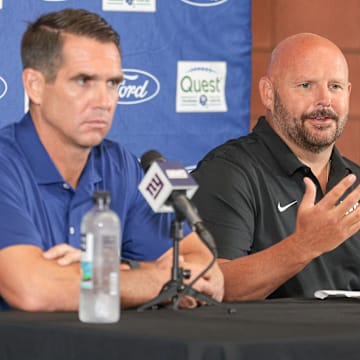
[219,235,313,302]
[120,264,170,309]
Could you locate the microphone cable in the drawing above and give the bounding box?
[174,224,220,308]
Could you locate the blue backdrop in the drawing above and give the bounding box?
[0,0,251,168]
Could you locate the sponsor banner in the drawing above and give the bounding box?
[180,0,228,7]
[103,0,156,12]
[118,69,160,105]
[176,61,227,113]
[0,0,251,168]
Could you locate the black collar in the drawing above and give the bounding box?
[253,116,352,188]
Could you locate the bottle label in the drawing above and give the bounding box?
[109,272,118,296]
[80,233,94,289]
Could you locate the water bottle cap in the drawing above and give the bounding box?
[92,191,111,205]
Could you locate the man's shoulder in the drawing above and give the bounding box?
[96,138,142,176]
[198,131,264,168]
[0,123,21,157]
[0,122,16,142]
[99,138,138,161]
[0,124,29,190]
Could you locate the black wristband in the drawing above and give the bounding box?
[121,258,140,269]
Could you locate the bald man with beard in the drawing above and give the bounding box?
[192,33,360,301]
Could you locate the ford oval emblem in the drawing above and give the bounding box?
[0,76,8,100]
[180,0,228,6]
[118,69,160,105]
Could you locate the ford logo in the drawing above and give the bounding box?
[180,0,228,6]
[118,69,160,105]
[0,76,8,100]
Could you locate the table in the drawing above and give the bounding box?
[1,298,360,360]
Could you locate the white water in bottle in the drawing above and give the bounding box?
[79,191,121,323]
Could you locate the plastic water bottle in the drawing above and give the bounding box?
[79,191,121,323]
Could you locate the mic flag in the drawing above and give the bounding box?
[139,150,217,254]
[138,150,198,213]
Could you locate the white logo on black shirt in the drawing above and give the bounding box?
[277,200,298,213]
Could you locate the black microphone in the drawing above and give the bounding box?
[140,149,165,172]
[138,150,217,254]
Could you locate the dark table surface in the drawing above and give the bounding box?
[2,298,360,360]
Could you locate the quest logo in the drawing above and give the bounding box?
[180,0,228,7]
[176,61,227,113]
[0,76,8,100]
[118,69,160,105]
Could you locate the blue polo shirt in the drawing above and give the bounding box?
[0,113,175,290]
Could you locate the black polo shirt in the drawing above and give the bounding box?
[192,117,360,298]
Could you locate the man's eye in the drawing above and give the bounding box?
[300,83,310,89]
[77,78,87,86]
[107,80,120,89]
[330,84,342,90]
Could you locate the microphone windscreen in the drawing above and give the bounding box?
[140,150,165,172]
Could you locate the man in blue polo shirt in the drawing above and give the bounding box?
[0,9,223,311]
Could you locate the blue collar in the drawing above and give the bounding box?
[15,113,102,187]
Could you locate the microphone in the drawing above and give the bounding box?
[138,150,198,214]
[138,150,217,253]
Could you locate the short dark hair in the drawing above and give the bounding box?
[21,8,121,82]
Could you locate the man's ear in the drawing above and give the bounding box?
[258,76,275,111]
[22,68,45,105]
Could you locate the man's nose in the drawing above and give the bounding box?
[94,83,113,109]
[316,85,331,107]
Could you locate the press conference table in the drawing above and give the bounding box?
[2,298,360,360]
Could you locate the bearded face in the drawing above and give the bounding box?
[272,89,348,154]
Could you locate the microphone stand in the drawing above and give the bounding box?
[137,213,220,311]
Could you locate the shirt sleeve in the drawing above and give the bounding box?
[0,155,43,249]
[192,157,256,259]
